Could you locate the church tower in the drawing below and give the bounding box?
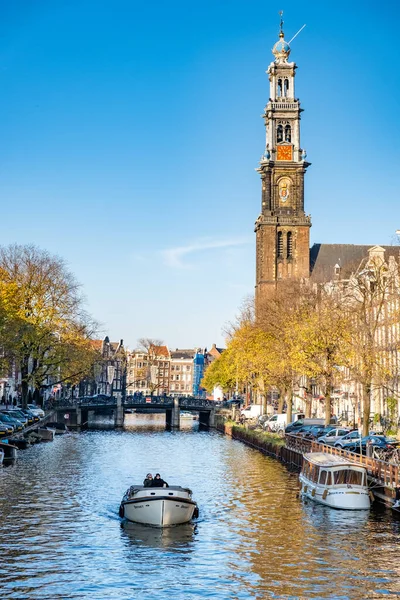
[255,17,311,308]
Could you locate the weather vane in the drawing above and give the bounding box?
[279,10,284,34]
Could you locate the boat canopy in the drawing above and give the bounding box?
[303,452,365,469]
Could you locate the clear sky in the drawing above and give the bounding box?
[0,1,399,350]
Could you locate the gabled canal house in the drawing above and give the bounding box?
[254,18,400,425]
[79,336,126,401]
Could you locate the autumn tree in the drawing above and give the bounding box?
[256,281,309,420]
[0,244,98,406]
[341,252,400,436]
[283,286,352,425]
[201,346,237,394]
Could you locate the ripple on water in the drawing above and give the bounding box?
[0,423,400,599]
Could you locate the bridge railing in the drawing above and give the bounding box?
[46,395,217,410]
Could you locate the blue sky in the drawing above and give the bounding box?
[0,1,399,349]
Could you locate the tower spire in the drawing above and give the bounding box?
[255,20,311,309]
[279,10,284,37]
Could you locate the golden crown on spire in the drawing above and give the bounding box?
[272,10,291,62]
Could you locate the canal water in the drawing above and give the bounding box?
[1,415,400,600]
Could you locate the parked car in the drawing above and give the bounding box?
[240,404,263,420]
[0,422,11,436]
[18,409,39,423]
[292,425,317,438]
[317,427,353,445]
[263,414,287,432]
[306,425,334,440]
[264,413,305,433]
[342,434,397,454]
[334,430,363,448]
[285,418,325,434]
[5,410,29,427]
[0,417,15,434]
[0,413,19,432]
[27,404,45,419]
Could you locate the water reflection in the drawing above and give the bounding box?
[1,424,400,599]
[121,521,197,549]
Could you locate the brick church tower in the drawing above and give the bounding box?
[255,18,311,309]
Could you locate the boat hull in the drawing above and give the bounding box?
[299,475,370,510]
[123,497,196,527]
[120,486,198,527]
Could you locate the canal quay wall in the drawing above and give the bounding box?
[215,416,302,470]
[215,415,399,508]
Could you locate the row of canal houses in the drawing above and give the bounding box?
[0,336,225,406]
[125,343,223,399]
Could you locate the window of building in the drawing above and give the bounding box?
[287,231,293,258]
[277,124,283,143]
[186,366,191,371]
[285,124,291,142]
[277,232,283,258]
[284,78,289,97]
[277,78,282,97]
[176,375,180,381]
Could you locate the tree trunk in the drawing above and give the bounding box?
[286,388,293,424]
[362,383,371,437]
[304,395,312,418]
[324,379,332,426]
[324,394,331,426]
[20,357,30,409]
[277,389,284,413]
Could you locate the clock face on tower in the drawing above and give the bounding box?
[277,145,293,161]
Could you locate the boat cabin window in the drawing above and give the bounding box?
[319,470,327,485]
[333,469,363,486]
[307,463,320,483]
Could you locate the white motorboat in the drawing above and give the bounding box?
[119,485,199,527]
[299,452,371,510]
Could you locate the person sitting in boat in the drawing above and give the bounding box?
[143,473,153,487]
[151,473,169,488]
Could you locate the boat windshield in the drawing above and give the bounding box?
[333,469,364,486]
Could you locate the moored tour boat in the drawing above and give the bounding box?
[119,485,199,527]
[299,452,371,510]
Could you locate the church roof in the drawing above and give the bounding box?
[310,243,400,283]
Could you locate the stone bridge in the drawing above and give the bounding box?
[50,396,217,430]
